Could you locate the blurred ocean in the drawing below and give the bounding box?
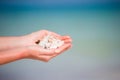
[0,1,120,80]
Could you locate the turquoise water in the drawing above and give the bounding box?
[0,8,120,80]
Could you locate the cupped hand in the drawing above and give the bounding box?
[21,30,72,62]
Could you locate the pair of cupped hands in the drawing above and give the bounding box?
[16,30,72,62]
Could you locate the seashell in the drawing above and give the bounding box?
[38,35,64,49]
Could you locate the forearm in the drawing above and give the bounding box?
[0,36,24,50]
[0,48,27,65]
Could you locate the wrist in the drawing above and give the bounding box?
[0,36,25,50]
[18,47,29,59]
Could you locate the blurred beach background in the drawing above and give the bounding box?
[0,0,120,80]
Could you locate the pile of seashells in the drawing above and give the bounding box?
[38,35,64,49]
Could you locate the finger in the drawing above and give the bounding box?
[61,36,71,40]
[55,43,72,54]
[51,44,72,58]
[64,39,72,43]
[36,55,52,62]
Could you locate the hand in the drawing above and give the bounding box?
[0,30,72,64]
[21,30,72,62]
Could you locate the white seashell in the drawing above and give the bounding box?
[38,35,64,49]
